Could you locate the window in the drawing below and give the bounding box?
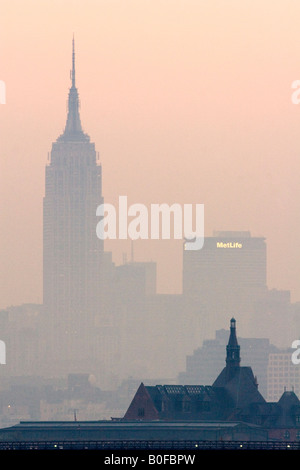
[284,430,290,439]
[203,401,210,412]
[137,408,145,417]
[196,401,203,412]
[183,401,191,412]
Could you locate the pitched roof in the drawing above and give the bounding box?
[212,366,265,408]
[275,391,300,427]
[278,390,300,408]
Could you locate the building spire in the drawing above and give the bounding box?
[225,318,240,380]
[71,34,76,88]
[57,37,89,142]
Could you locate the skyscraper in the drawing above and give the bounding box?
[183,231,268,339]
[42,39,108,376]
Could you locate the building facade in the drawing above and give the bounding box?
[267,350,300,402]
[183,231,268,339]
[42,39,117,381]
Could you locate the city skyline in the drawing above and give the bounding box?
[1,0,300,313]
[2,2,300,451]
[0,36,296,386]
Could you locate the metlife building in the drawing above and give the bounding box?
[183,231,267,339]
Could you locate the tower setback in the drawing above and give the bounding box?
[42,39,106,375]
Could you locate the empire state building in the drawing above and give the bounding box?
[42,39,109,375]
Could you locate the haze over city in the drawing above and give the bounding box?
[2,3,300,453]
[0,0,299,314]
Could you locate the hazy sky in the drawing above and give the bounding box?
[0,0,300,309]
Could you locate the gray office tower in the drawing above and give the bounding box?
[42,40,116,381]
[183,231,268,340]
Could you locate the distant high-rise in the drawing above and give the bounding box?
[42,39,106,375]
[183,231,268,338]
[267,350,300,401]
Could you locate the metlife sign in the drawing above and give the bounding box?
[216,242,243,249]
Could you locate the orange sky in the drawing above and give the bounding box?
[0,0,300,309]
